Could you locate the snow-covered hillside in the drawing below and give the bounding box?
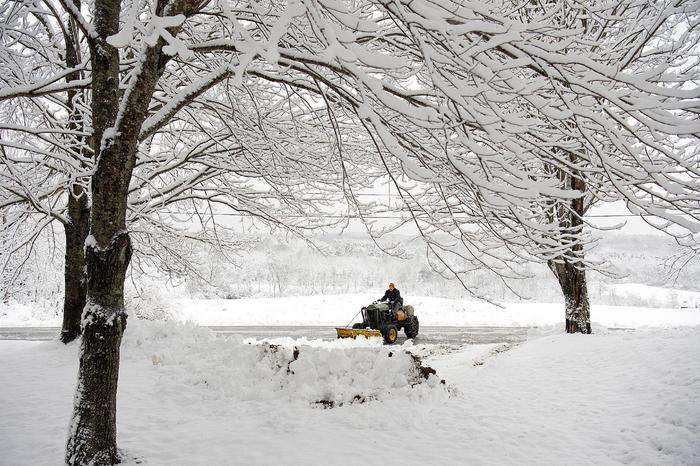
[4,232,700,318]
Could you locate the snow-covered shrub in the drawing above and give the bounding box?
[125,281,175,321]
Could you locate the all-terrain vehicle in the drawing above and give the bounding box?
[336,301,419,344]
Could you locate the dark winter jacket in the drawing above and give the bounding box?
[379,288,402,304]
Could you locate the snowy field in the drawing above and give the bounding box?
[3,292,700,329]
[1,320,698,465]
[2,293,699,464]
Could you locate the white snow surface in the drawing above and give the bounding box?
[0,320,698,465]
[3,293,700,328]
[608,283,700,308]
[172,294,700,328]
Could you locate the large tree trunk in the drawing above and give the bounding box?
[60,2,90,344]
[549,169,592,334]
[65,231,131,465]
[60,189,90,344]
[548,258,591,334]
[66,0,126,461]
[65,169,132,464]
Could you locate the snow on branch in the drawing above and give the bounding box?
[1,0,699,298]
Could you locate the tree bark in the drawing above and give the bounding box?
[60,189,90,343]
[548,170,592,334]
[60,1,90,344]
[66,0,125,462]
[548,258,591,334]
[66,232,131,465]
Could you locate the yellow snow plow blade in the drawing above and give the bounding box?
[335,327,382,339]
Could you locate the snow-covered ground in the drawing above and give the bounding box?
[607,283,700,309]
[1,320,698,465]
[3,293,700,328]
[172,294,700,328]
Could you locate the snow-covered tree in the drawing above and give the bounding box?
[338,0,700,333]
[0,0,348,342]
[1,0,699,463]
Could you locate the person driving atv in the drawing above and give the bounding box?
[378,282,403,312]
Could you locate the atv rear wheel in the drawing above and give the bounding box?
[404,316,419,339]
[383,325,398,344]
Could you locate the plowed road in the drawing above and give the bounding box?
[0,326,530,345]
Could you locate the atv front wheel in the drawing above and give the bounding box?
[352,322,365,329]
[404,316,419,339]
[383,325,398,344]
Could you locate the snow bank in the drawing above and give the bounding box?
[122,320,447,407]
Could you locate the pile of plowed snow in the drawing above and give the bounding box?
[122,321,448,407]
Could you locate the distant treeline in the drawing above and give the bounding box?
[4,231,698,319]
